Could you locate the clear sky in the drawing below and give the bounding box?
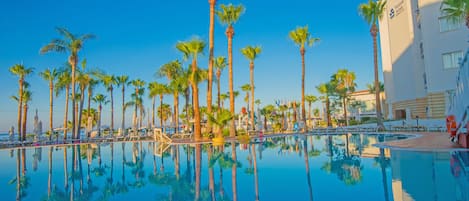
[0,0,382,132]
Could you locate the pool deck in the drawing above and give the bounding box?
[378,131,464,150]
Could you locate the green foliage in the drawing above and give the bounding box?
[289,25,320,48]
[358,0,387,26]
[216,4,245,26]
[441,0,469,25]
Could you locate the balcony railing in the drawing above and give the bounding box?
[448,49,469,135]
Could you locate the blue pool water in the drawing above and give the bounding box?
[0,134,468,201]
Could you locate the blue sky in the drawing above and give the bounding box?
[0,0,382,131]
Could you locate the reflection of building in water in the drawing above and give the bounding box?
[390,150,469,201]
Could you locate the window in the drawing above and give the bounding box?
[439,16,462,32]
[442,51,463,69]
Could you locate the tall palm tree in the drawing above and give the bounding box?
[305,95,318,128]
[98,74,116,133]
[216,3,245,137]
[176,37,206,140]
[86,79,99,137]
[214,56,227,110]
[317,82,335,127]
[56,68,72,139]
[39,68,59,140]
[359,0,386,129]
[289,25,320,131]
[21,90,32,140]
[441,0,469,29]
[116,75,130,133]
[76,70,92,138]
[93,94,109,136]
[131,79,146,131]
[241,45,262,130]
[148,82,159,128]
[334,69,356,126]
[40,27,95,139]
[207,0,217,134]
[9,64,34,141]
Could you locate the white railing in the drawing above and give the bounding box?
[448,49,469,135]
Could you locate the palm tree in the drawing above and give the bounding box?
[86,79,99,137]
[206,109,234,139]
[93,94,109,136]
[241,45,262,131]
[39,68,59,140]
[40,27,95,139]
[21,90,32,140]
[359,0,386,129]
[305,95,318,128]
[154,83,170,129]
[367,82,384,94]
[56,68,72,139]
[116,75,130,133]
[289,25,320,131]
[441,0,469,29]
[207,0,217,134]
[334,69,356,126]
[317,83,336,127]
[76,70,93,138]
[176,37,206,140]
[157,60,183,132]
[9,64,34,141]
[148,82,159,128]
[214,56,227,110]
[98,74,116,133]
[216,3,245,137]
[157,104,172,126]
[131,79,146,131]
[219,93,228,109]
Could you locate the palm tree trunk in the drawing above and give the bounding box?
[207,0,216,134]
[110,86,114,133]
[371,24,384,129]
[160,95,163,129]
[121,86,126,132]
[22,103,28,141]
[98,104,102,137]
[17,79,23,141]
[308,102,312,128]
[227,25,236,137]
[63,85,70,140]
[174,92,179,134]
[192,58,202,140]
[49,82,54,141]
[250,62,255,131]
[152,96,155,128]
[301,47,307,132]
[71,57,77,140]
[77,87,85,140]
[217,73,221,110]
[87,89,92,138]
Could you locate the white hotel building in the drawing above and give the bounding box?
[379,0,466,120]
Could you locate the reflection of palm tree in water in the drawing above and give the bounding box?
[303,139,314,201]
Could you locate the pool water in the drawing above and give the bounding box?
[0,134,468,201]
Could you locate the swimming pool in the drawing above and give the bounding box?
[0,133,467,201]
